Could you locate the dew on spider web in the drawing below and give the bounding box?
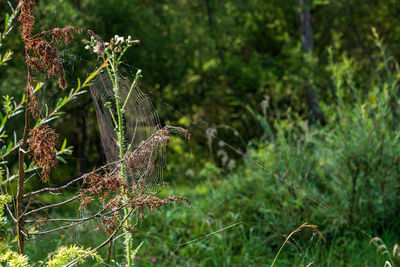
[90,68,165,193]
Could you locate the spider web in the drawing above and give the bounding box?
[90,68,165,193]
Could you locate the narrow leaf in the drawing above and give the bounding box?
[4,14,10,31]
[61,138,67,151]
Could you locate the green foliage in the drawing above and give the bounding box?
[0,193,11,219]
[0,192,29,267]
[46,245,101,267]
[198,162,221,179]
[0,191,11,234]
[0,247,30,267]
[1,0,400,265]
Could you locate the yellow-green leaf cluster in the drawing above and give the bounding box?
[0,249,30,267]
[47,245,101,267]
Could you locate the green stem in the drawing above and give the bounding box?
[122,72,141,112]
[271,239,289,267]
[107,55,134,267]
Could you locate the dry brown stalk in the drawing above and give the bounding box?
[271,222,325,267]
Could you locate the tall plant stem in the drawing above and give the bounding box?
[16,64,32,254]
[108,56,134,266]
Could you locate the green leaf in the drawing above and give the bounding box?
[1,116,7,128]
[61,138,67,151]
[57,155,66,164]
[5,142,13,154]
[4,14,10,31]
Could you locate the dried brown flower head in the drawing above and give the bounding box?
[130,195,191,221]
[26,88,41,119]
[97,213,119,234]
[28,125,58,182]
[79,170,127,209]
[35,217,48,227]
[125,127,190,193]
[19,0,103,89]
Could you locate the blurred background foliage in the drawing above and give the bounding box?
[1,0,400,265]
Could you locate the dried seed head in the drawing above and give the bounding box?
[26,87,41,119]
[28,125,58,182]
[19,1,102,89]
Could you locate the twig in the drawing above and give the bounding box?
[23,194,80,217]
[65,207,136,267]
[23,158,125,198]
[106,239,113,266]
[21,198,32,216]
[0,185,17,222]
[25,203,128,223]
[2,165,35,185]
[28,221,84,236]
[1,1,22,40]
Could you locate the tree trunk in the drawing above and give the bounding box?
[300,0,313,54]
[299,0,324,124]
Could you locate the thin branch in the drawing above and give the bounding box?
[25,203,128,223]
[38,87,82,127]
[28,221,84,236]
[112,232,128,242]
[65,207,136,267]
[2,165,38,185]
[0,185,17,222]
[23,158,124,198]
[21,198,32,216]
[23,194,80,217]
[1,1,22,40]
[106,240,113,266]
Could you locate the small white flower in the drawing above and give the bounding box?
[85,45,90,50]
[116,36,124,44]
[93,43,103,54]
[136,69,142,75]
[104,42,109,46]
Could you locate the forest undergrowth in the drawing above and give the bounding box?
[1,1,400,266]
